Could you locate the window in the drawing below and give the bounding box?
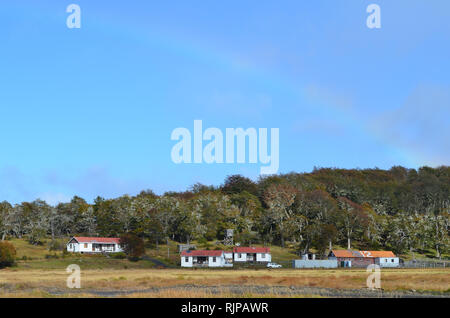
[239,253,242,258]
[261,254,265,258]
[391,259,394,263]
[84,243,88,248]
[385,259,388,263]
[213,257,216,262]
[185,257,189,262]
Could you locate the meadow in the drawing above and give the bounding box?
[1,239,448,298]
[1,267,449,298]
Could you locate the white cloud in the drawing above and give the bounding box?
[370,84,450,166]
[38,193,72,206]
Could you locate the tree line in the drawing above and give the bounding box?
[0,166,448,258]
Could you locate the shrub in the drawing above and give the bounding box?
[119,233,145,260]
[45,253,60,259]
[198,237,208,245]
[48,240,65,251]
[0,241,17,268]
[62,249,70,257]
[111,252,127,259]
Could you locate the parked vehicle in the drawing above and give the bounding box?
[267,262,282,268]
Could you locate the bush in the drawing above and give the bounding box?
[198,237,208,245]
[45,253,60,259]
[0,241,17,268]
[111,252,127,259]
[119,233,145,260]
[48,240,65,251]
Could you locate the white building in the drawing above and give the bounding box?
[224,252,234,266]
[181,250,232,268]
[360,251,400,268]
[67,237,123,254]
[233,247,271,263]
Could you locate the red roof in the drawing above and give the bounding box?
[331,250,363,258]
[331,250,396,258]
[181,250,224,257]
[360,251,396,258]
[72,237,120,244]
[233,247,270,254]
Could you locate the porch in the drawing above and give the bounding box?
[92,243,116,252]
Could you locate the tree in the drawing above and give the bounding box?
[428,213,449,259]
[222,175,259,196]
[263,184,297,247]
[0,241,16,268]
[337,197,367,249]
[22,200,51,245]
[314,224,338,256]
[0,201,13,241]
[119,233,145,260]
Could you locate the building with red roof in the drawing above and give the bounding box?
[67,236,123,254]
[233,246,271,263]
[180,246,272,267]
[181,250,232,268]
[328,250,399,268]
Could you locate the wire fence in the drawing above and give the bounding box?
[401,260,449,268]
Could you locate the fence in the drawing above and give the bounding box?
[401,260,449,268]
[292,260,338,269]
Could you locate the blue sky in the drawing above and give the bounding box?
[0,0,449,204]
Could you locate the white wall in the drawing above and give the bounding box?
[256,253,271,262]
[234,252,247,262]
[67,242,78,252]
[377,257,399,267]
[234,252,271,262]
[67,242,123,253]
[208,256,225,267]
[180,255,226,267]
[181,255,193,267]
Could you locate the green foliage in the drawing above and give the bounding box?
[45,253,60,259]
[48,240,65,251]
[0,241,17,268]
[119,233,145,260]
[111,252,127,259]
[0,166,449,259]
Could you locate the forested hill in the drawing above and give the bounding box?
[1,166,449,258]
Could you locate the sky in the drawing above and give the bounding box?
[0,0,449,204]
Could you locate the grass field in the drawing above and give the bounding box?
[1,239,449,298]
[1,266,449,298]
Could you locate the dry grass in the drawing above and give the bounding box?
[1,268,449,296]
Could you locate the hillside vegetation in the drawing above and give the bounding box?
[0,167,448,259]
